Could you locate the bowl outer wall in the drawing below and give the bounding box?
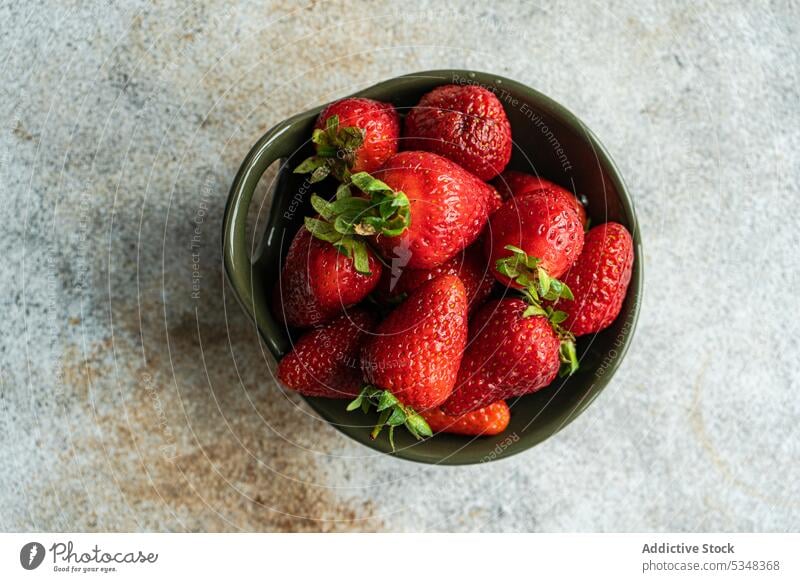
[222,70,643,465]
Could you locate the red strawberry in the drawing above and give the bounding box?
[403,84,512,180]
[273,226,382,328]
[486,190,584,284]
[441,298,563,416]
[295,97,400,182]
[493,170,587,227]
[371,151,495,269]
[361,275,468,409]
[277,309,376,398]
[553,222,634,336]
[378,244,495,312]
[422,400,510,436]
[486,183,503,215]
[352,275,468,446]
[494,170,559,200]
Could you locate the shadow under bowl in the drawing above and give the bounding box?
[222,69,643,465]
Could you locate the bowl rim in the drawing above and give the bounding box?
[222,69,643,465]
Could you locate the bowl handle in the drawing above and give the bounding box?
[222,121,295,357]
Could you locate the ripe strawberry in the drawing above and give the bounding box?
[378,243,495,312]
[370,151,495,269]
[486,183,503,215]
[421,400,510,436]
[352,275,468,446]
[493,170,587,227]
[295,97,400,182]
[403,84,512,180]
[441,298,564,416]
[552,222,634,336]
[277,309,376,398]
[494,170,558,201]
[486,190,584,284]
[273,226,382,328]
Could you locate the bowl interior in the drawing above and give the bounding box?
[235,70,642,465]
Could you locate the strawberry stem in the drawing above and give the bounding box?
[347,385,432,451]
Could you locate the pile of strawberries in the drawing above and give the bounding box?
[273,84,634,448]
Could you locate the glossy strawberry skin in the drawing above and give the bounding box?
[377,244,495,313]
[485,191,584,284]
[372,151,494,270]
[273,227,382,328]
[403,84,512,180]
[315,98,400,174]
[361,275,468,411]
[441,298,560,416]
[493,170,587,227]
[422,400,510,436]
[554,222,634,336]
[494,170,558,201]
[486,184,503,215]
[277,309,376,398]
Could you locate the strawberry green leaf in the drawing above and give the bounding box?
[294,156,328,174]
[522,304,547,318]
[346,393,364,412]
[310,164,331,183]
[350,240,372,275]
[371,409,392,439]
[386,407,407,426]
[325,114,339,138]
[558,339,579,377]
[350,172,392,194]
[347,386,433,451]
[304,217,340,242]
[376,389,399,412]
[294,115,365,182]
[537,267,552,296]
[310,194,335,220]
[406,412,433,438]
[335,182,352,200]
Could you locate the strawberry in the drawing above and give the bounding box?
[494,170,558,201]
[403,84,512,180]
[552,222,634,336]
[486,190,584,284]
[493,170,587,227]
[370,151,495,269]
[306,152,493,271]
[486,183,503,215]
[351,275,468,446]
[277,309,376,398]
[294,97,400,182]
[378,243,495,312]
[273,226,382,328]
[421,400,510,436]
[441,298,565,416]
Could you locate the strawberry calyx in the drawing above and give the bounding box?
[294,115,366,183]
[304,173,410,275]
[347,385,432,451]
[495,244,579,376]
[496,245,574,305]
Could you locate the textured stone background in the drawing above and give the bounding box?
[1,0,798,532]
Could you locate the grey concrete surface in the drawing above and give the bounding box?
[1,0,798,532]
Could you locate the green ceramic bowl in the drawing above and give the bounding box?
[222,70,642,465]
